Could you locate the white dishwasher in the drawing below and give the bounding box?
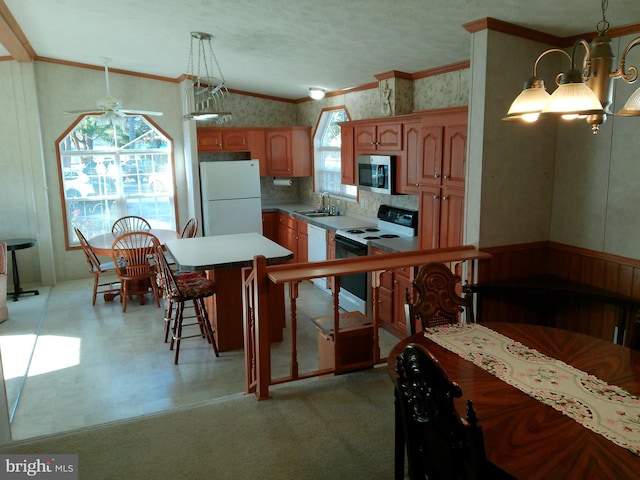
[307,224,331,294]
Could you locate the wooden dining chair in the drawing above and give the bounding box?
[180,218,198,238]
[152,238,219,364]
[394,343,513,480]
[111,231,161,312]
[111,215,151,234]
[405,262,474,335]
[74,227,120,305]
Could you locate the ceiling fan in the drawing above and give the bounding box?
[64,57,163,118]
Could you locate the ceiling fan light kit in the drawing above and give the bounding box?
[64,57,162,122]
[183,31,232,123]
[504,0,640,134]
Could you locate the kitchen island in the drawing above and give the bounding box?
[165,233,293,351]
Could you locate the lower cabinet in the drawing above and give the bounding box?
[372,247,414,338]
[276,213,308,263]
[262,211,277,242]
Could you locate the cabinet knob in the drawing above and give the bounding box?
[415,183,420,187]
[444,175,449,180]
[434,173,440,179]
[433,194,439,199]
[443,196,448,200]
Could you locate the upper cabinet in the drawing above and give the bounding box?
[265,127,311,177]
[353,121,403,154]
[196,127,310,177]
[197,128,249,151]
[340,124,356,185]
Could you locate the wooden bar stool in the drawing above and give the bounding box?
[153,239,219,364]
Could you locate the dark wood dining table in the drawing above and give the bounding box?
[388,322,640,479]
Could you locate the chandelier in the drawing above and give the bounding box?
[504,0,640,134]
[182,31,232,123]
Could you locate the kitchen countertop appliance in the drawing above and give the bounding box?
[333,205,418,314]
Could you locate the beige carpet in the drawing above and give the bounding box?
[1,365,396,479]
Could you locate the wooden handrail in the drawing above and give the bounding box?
[246,246,491,399]
[266,246,491,283]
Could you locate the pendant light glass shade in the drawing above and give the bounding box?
[618,86,640,116]
[540,70,604,119]
[503,78,550,122]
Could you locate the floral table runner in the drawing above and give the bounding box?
[424,323,640,456]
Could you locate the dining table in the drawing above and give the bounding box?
[165,232,293,352]
[388,322,640,479]
[88,228,179,257]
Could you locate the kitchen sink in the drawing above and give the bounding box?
[295,210,333,218]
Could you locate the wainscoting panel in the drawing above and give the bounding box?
[475,242,640,345]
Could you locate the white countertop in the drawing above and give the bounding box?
[262,201,419,253]
[165,232,293,271]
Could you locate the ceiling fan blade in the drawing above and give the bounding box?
[64,109,102,115]
[120,109,164,116]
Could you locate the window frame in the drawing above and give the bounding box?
[56,114,178,250]
[313,106,356,199]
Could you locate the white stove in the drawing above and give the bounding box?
[333,205,418,315]
[335,205,418,245]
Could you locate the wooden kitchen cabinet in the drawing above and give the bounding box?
[354,121,402,154]
[399,107,468,250]
[371,247,413,338]
[340,124,356,185]
[327,230,336,291]
[262,211,277,242]
[265,127,312,177]
[276,213,308,263]
[197,128,250,151]
[297,218,308,263]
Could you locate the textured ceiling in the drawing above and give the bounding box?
[2,0,640,100]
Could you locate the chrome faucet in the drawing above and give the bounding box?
[321,192,331,213]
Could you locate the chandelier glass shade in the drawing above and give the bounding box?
[504,0,640,134]
[182,32,232,123]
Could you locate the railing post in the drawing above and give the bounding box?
[244,255,272,400]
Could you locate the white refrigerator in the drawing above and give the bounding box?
[199,160,263,236]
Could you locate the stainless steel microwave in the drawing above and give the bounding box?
[357,155,395,194]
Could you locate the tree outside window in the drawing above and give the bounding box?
[57,115,176,248]
[314,108,356,198]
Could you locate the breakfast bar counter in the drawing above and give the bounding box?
[165,233,293,351]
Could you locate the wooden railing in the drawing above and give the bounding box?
[243,246,491,399]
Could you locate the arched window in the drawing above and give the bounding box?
[57,115,176,248]
[314,107,356,198]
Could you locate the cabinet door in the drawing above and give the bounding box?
[247,129,267,174]
[354,125,377,153]
[420,125,444,187]
[393,272,412,336]
[340,125,356,185]
[439,187,465,248]
[266,129,292,176]
[222,129,249,150]
[197,128,222,151]
[376,122,402,151]
[278,224,297,262]
[297,219,308,263]
[418,186,441,251]
[442,124,467,190]
[262,211,277,242]
[401,121,421,192]
[290,127,312,177]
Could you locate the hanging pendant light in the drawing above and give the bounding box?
[504,0,640,134]
[182,32,232,123]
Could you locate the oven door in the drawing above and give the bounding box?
[334,235,368,312]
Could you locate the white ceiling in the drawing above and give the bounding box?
[2,0,640,100]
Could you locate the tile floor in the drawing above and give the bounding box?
[0,275,399,441]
